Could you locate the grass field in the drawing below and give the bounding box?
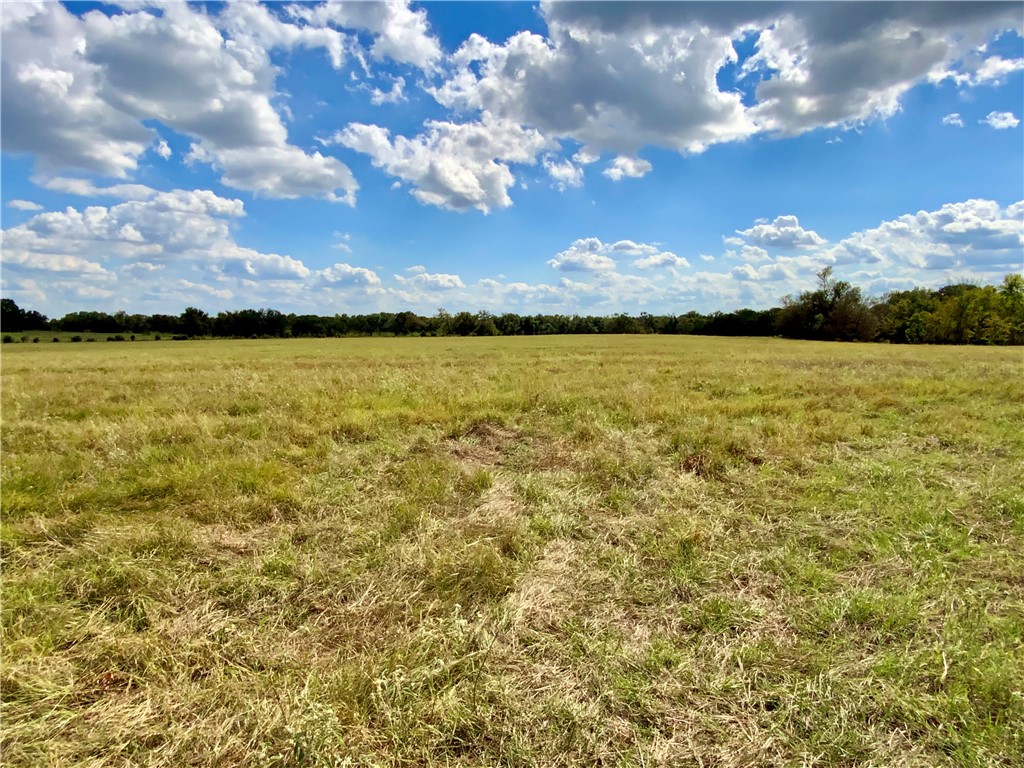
[2,336,1022,767]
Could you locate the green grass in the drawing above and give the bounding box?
[2,336,1022,766]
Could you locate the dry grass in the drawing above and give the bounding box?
[2,335,1022,766]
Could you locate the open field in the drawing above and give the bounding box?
[2,336,1022,767]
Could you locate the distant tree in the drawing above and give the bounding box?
[928,285,1009,345]
[149,314,182,334]
[776,267,875,341]
[875,288,937,343]
[390,311,424,336]
[291,314,330,337]
[568,315,601,334]
[825,286,876,341]
[673,311,708,335]
[495,313,523,335]
[606,313,642,334]
[639,312,662,334]
[449,311,477,336]
[118,312,151,334]
[473,311,499,336]
[180,306,212,337]
[5,272,1019,346]
[2,299,49,332]
[1,299,25,332]
[999,274,1024,345]
[330,314,351,336]
[259,308,288,337]
[56,311,121,334]
[531,315,556,335]
[433,309,453,336]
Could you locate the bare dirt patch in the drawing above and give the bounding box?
[682,452,711,478]
[445,422,524,468]
[199,523,280,562]
[472,476,521,524]
[506,539,590,630]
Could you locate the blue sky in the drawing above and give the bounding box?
[2,1,1022,317]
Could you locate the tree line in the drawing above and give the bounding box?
[3,271,1022,344]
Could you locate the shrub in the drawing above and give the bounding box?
[2,335,13,343]
[20,336,29,343]
[32,338,39,343]
[130,335,136,341]
[85,338,96,342]
[154,335,161,341]
[52,337,60,343]
[70,336,83,342]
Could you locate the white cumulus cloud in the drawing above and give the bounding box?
[825,198,1023,270]
[330,114,550,212]
[548,238,618,272]
[548,237,688,272]
[0,2,441,202]
[286,0,442,71]
[603,156,653,182]
[634,252,691,269]
[395,271,466,290]
[317,262,381,286]
[543,156,584,190]
[981,111,1020,129]
[736,215,826,249]
[424,0,1021,181]
[726,244,772,263]
[933,55,1024,87]
[368,76,407,106]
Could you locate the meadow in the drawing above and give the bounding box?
[1,335,1022,767]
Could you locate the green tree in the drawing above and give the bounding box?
[450,311,477,336]
[875,288,937,343]
[180,306,212,337]
[776,267,875,341]
[999,274,1024,345]
[2,298,24,331]
[473,311,499,336]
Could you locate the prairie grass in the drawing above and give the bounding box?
[2,336,1022,766]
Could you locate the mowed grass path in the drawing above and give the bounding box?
[2,336,1022,767]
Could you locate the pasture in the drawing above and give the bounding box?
[2,336,1022,766]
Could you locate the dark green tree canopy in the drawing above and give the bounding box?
[3,273,1020,345]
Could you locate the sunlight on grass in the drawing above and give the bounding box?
[2,336,1022,766]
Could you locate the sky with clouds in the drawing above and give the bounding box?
[2,1,1022,317]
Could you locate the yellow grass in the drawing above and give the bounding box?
[2,336,1022,766]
